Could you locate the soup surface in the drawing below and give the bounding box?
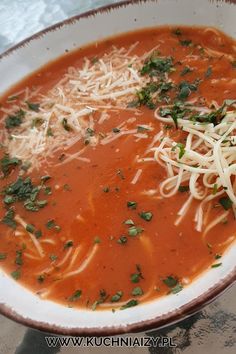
[0,26,236,311]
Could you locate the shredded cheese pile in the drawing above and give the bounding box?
[0,43,150,170]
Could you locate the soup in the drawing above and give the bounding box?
[0,26,236,311]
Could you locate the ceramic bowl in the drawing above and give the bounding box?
[0,0,236,335]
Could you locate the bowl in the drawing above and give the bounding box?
[0,0,236,335]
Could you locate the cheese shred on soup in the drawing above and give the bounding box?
[0,26,236,311]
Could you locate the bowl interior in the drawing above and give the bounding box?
[0,0,236,335]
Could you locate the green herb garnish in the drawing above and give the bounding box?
[163,276,178,288]
[130,264,143,283]
[124,219,135,226]
[120,299,138,310]
[211,263,222,268]
[26,101,40,112]
[112,128,120,133]
[139,211,153,222]
[128,226,143,237]
[205,67,212,78]
[141,54,174,76]
[46,219,61,231]
[215,254,222,260]
[26,224,35,234]
[178,185,189,192]
[37,274,45,283]
[0,154,21,177]
[127,201,137,210]
[64,240,73,249]
[68,290,82,302]
[132,287,143,296]
[5,109,25,129]
[219,197,232,210]
[0,253,7,260]
[117,236,127,244]
[179,39,192,47]
[49,254,58,261]
[2,208,16,229]
[111,291,123,302]
[180,66,192,76]
[62,118,73,132]
[11,269,21,280]
[163,276,183,294]
[92,289,108,310]
[178,81,198,100]
[94,237,101,244]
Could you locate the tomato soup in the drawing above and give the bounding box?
[0,26,236,311]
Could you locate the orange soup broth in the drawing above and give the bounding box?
[0,26,236,309]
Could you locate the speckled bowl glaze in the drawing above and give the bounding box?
[0,0,236,336]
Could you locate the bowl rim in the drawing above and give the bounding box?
[0,0,236,336]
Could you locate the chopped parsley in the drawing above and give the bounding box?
[159,101,189,128]
[178,185,189,192]
[64,240,73,249]
[111,291,123,302]
[35,230,42,238]
[5,109,25,129]
[139,211,153,222]
[41,175,51,183]
[130,264,143,283]
[172,143,185,159]
[205,66,212,78]
[44,186,52,195]
[173,28,182,36]
[132,286,143,296]
[3,176,48,212]
[26,101,40,112]
[180,66,192,76]
[211,263,222,268]
[127,201,137,210]
[0,253,7,260]
[177,81,198,100]
[49,254,58,261]
[46,219,61,231]
[179,39,192,47]
[68,290,82,302]
[212,184,218,195]
[128,81,173,109]
[163,275,183,294]
[163,275,178,288]
[62,118,73,132]
[190,103,226,126]
[128,226,143,237]
[86,128,95,137]
[141,54,174,76]
[124,219,135,226]
[112,127,120,133]
[37,274,45,283]
[120,299,138,310]
[219,197,232,210]
[117,236,127,244]
[94,237,101,244]
[63,184,71,191]
[0,154,21,177]
[92,289,108,310]
[26,224,35,234]
[2,208,17,229]
[11,269,21,280]
[215,254,222,260]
